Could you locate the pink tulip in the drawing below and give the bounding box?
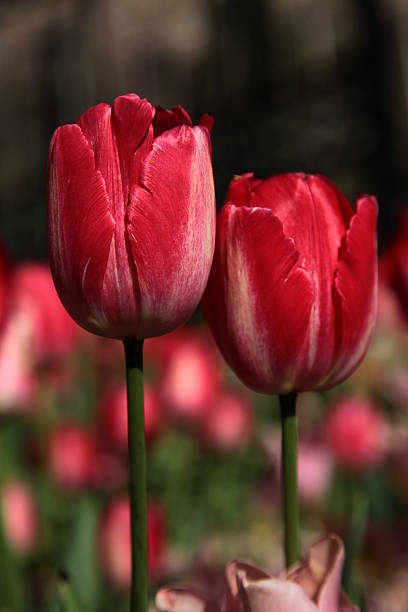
[156,535,358,612]
[1,480,38,554]
[48,424,99,490]
[99,496,167,589]
[325,397,386,471]
[202,173,377,394]
[100,382,164,449]
[47,94,215,340]
[200,390,253,451]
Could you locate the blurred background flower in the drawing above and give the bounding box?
[1,0,408,609]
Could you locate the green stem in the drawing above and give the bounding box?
[342,477,369,604]
[124,339,147,612]
[279,392,300,567]
[57,571,82,612]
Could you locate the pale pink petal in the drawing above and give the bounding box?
[243,578,318,612]
[155,587,212,612]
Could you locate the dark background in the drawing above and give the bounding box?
[1,0,407,260]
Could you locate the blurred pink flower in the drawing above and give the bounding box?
[263,431,332,504]
[48,424,99,490]
[0,245,10,330]
[100,382,164,449]
[156,534,358,612]
[159,328,223,424]
[10,263,83,360]
[0,307,37,411]
[200,390,253,451]
[99,496,167,589]
[297,443,333,504]
[325,397,386,471]
[1,480,38,554]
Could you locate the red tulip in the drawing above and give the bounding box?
[1,480,38,554]
[325,397,386,471]
[202,173,378,394]
[47,94,215,340]
[99,496,167,589]
[156,535,358,612]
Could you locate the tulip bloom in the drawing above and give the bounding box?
[47,94,215,340]
[156,535,358,612]
[202,173,378,394]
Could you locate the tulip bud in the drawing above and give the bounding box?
[1,480,38,554]
[99,496,167,589]
[47,94,215,340]
[202,173,378,394]
[325,396,386,471]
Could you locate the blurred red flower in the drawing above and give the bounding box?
[47,424,99,490]
[99,496,167,589]
[325,397,386,471]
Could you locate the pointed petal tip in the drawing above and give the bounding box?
[199,113,214,133]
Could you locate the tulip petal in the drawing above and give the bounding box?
[76,104,123,219]
[203,205,314,393]
[155,587,216,612]
[153,105,193,137]
[226,560,271,598]
[285,535,344,611]
[225,174,259,207]
[47,124,115,333]
[127,125,215,338]
[242,577,318,612]
[111,94,155,193]
[325,195,378,387]
[77,96,155,216]
[249,174,353,276]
